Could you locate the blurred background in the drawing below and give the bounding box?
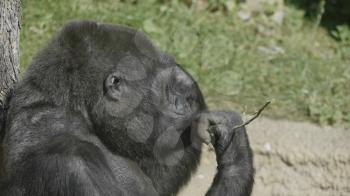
[20,0,349,195]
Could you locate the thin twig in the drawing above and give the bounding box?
[232,101,271,131]
[218,101,271,155]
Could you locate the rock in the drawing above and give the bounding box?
[237,10,252,21]
[271,10,284,25]
[258,45,285,55]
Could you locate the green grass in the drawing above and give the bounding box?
[21,0,350,126]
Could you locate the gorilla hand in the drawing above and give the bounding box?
[195,111,254,196]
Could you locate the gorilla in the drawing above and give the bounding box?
[0,21,254,196]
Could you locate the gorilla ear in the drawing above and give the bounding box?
[104,73,123,101]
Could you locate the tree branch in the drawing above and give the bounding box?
[218,101,271,154]
[232,101,271,131]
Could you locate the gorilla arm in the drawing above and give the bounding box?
[1,133,128,196]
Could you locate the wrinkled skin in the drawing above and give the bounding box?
[0,21,254,196]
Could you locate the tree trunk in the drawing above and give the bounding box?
[0,0,21,177]
[0,0,21,134]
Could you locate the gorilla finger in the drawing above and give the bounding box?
[208,124,230,144]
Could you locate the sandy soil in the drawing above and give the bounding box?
[178,118,350,196]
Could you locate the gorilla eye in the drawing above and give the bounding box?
[111,76,121,89]
[186,97,194,104]
[104,73,123,96]
[112,76,121,86]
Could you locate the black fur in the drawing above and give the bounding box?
[0,21,253,196]
[0,105,4,136]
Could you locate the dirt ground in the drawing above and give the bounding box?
[178,118,350,196]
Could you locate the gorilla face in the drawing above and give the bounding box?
[90,31,206,160]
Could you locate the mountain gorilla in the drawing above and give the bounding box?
[0,21,254,196]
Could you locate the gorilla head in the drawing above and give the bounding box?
[25,21,206,161]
